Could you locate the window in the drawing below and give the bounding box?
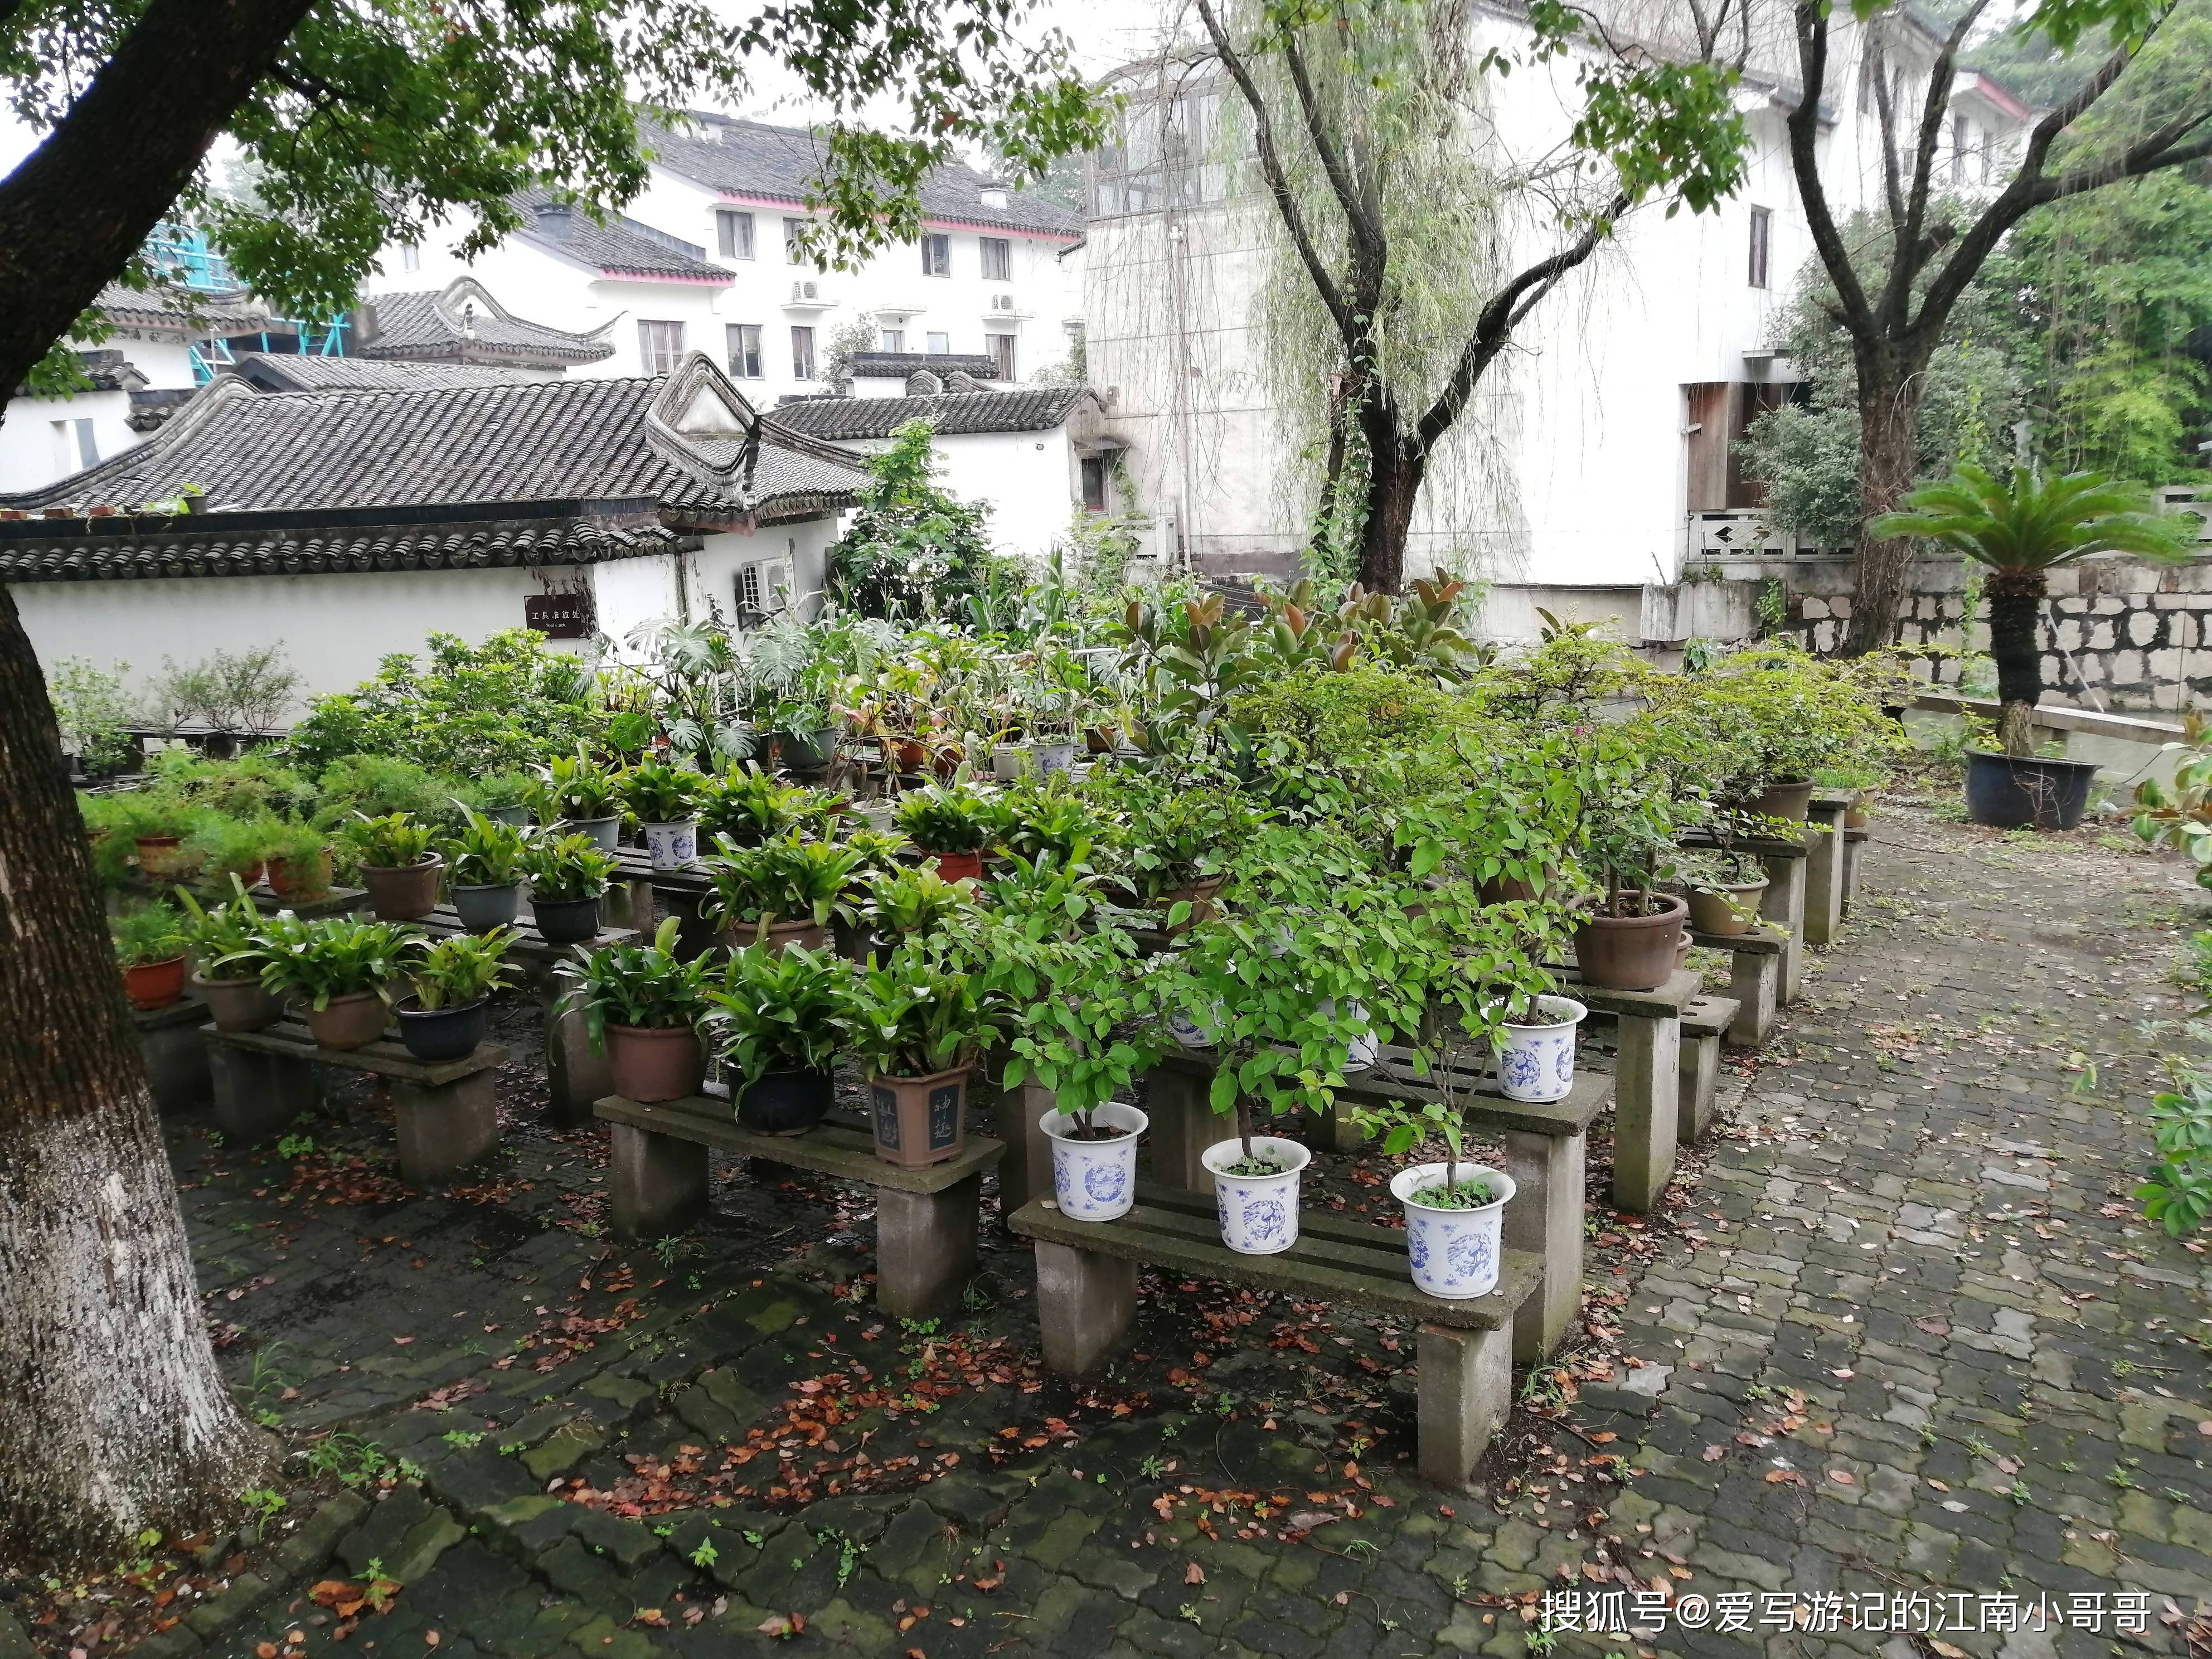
[400,243,421,273]
[880,328,904,353]
[727,323,763,379]
[986,333,1016,379]
[1747,206,1771,290]
[1080,455,1109,513]
[925,332,950,354]
[717,209,755,260]
[791,325,817,380]
[920,233,950,277]
[52,418,96,472]
[737,562,763,616]
[979,237,1011,281]
[784,217,808,264]
[1090,84,1226,217]
[638,319,686,374]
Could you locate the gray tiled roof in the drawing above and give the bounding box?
[233,355,559,392]
[768,385,1088,441]
[94,281,266,336]
[642,113,1083,239]
[0,366,864,521]
[355,278,615,366]
[0,517,693,584]
[512,191,730,281]
[848,352,1001,380]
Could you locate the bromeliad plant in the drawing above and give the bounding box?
[846,947,991,1081]
[407,929,521,1010]
[441,809,531,885]
[625,758,706,824]
[242,915,417,1010]
[699,833,864,935]
[705,943,858,1088]
[518,833,618,901]
[532,747,625,823]
[175,877,273,981]
[554,916,717,1050]
[345,810,439,868]
[892,783,997,855]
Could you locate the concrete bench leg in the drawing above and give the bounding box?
[1503,1128,1585,1363]
[143,1020,212,1114]
[1804,805,1846,947]
[1725,950,1780,1047]
[609,1122,710,1238]
[1842,836,1864,915]
[609,876,658,937]
[997,1079,1058,1218]
[1758,853,1807,1004]
[1677,1031,1721,1143]
[1611,1013,1680,1214]
[546,1001,612,1128]
[876,1175,982,1319]
[208,1041,318,1144]
[1144,1066,1217,1195]
[1416,1322,1512,1492]
[1034,1239,1137,1375]
[392,1072,501,1183]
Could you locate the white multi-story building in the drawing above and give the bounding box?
[1080,7,2028,629]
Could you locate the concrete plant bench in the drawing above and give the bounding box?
[1804,795,1852,946]
[1007,1185,1540,1492]
[205,1021,506,1182]
[1686,924,1786,1046]
[408,907,636,1126]
[593,1093,1003,1318]
[137,995,213,1114]
[1553,965,1701,1215]
[1842,824,1871,915]
[1680,830,1811,1003]
[1677,995,1739,1144]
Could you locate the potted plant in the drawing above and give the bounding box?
[345,811,444,921]
[705,943,857,1134]
[114,901,190,1011]
[104,792,202,881]
[555,917,716,1102]
[265,821,335,901]
[441,809,532,933]
[180,811,283,891]
[699,765,842,848]
[1115,782,1263,929]
[177,877,282,1031]
[519,833,619,944]
[396,929,520,1061]
[532,748,627,849]
[1675,848,1770,937]
[1876,465,2191,827]
[626,758,706,872]
[699,832,862,952]
[1815,764,1883,829]
[244,914,415,1050]
[892,783,997,882]
[473,771,539,828]
[1566,743,1690,991]
[853,865,977,960]
[846,948,989,1168]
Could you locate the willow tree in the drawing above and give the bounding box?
[0,0,1097,1570]
[1793,0,2212,654]
[1193,0,1754,593]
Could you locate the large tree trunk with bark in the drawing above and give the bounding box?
[1984,565,2048,755]
[1842,354,1930,656]
[0,593,271,1568]
[1356,427,1425,596]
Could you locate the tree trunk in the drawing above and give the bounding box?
[1356,432,1425,596]
[0,586,269,1568]
[1985,566,2047,756]
[1842,354,1929,656]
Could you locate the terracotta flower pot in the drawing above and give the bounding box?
[1685,877,1770,937]
[881,736,928,775]
[194,971,280,1032]
[268,848,334,900]
[1156,876,1224,934]
[360,855,443,921]
[1748,779,1815,821]
[1573,892,1689,991]
[607,1023,705,1103]
[134,835,188,879]
[867,1065,971,1169]
[928,850,983,883]
[123,955,188,1011]
[1845,793,1873,830]
[303,991,387,1051]
[718,916,830,954]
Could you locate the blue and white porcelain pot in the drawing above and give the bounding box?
[1041,1102,1148,1222]
[1391,1163,1516,1299]
[1201,1135,1312,1256]
[1495,995,1586,1104]
[642,818,698,873]
[1166,998,1228,1049]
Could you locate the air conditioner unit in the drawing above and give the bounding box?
[739,558,794,623]
[791,280,819,302]
[989,293,1016,312]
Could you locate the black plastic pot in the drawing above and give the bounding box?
[737,1066,835,1136]
[1963,749,2098,831]
[394,996,488,1063]
[452,881,523,934]
[531,892,604,944]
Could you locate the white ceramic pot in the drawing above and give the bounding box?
[1202,1136,1311,1255]
[642,819,699,872]
[991,743,1034,782]
[1391,1163,1516,1299]
[1041,1102,1148,1221]
[1318,997,1378,1074]
[1495,995,1586,1103]
[1032,739,1076,776]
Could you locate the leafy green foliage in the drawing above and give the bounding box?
[531,748,626,823]
[699,832,863,932]
[827,421,1006,620]
[440,809,531,887]
[48,657,138,777]
[2137,1073,2212,1236]
[624,758,706,824]
[556,917,716,1046]
[705,943,858,1085]
[856,865,977,953]
[408,929,521,1010]
[343,811,439,870]
[174,877,271,977]
[698,766,843,846]
[245,915,416,1010]
[845,948,989,1078]
[517,833,618,902]
[892,783,997,855]
[111,900,187,967]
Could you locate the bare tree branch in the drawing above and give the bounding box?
[1282,26,1383,267]
[1784,0,1878,340]
[1891,0,1993,327]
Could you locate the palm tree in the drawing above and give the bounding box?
[1874,466,2194,756]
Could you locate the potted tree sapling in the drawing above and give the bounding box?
[245,914,415,1049]
[626,756,706,872]
[1673,848,1770,937]
[1112,779,1263,931]
[1564,737,1692,991]
[519,833,619,944]
[441,809,532,933]
[264,820,336,901]
[177,877,282,1031]
[346,810,444,921]
[1874,467,2191,830]
[114,901,191,1011]
[699,831,863,952]
[892,783,997,883]
[532,748,627,850]
[555,916,718,1102]
[705,943,858,1134]
[396,929,521,1061]
[846,947,991,1169]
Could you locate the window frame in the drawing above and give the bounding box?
[726,322,763,380]
[925,331,951,355]
[979,236,1012,281]
[1747,205,1772,290]
[791,324,817,380]
[638,318,686,375]
[783,216,808,265]
[717,209,756,261]
[920,232,951,277]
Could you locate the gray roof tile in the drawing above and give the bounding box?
[511,191,731,281]
[355,278,615,366]
[233,354,560,392]
[768,385,1088,441]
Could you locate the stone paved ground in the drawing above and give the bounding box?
[71,802,2212,1658]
